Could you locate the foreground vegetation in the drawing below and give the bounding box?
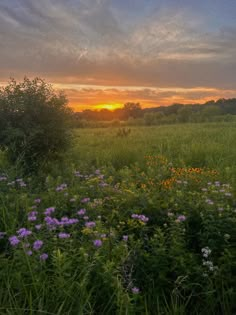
[0,123,236,314]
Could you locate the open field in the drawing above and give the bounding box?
[70,123,236,184]
[0,122,235,314]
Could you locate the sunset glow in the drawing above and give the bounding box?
[0,0,236,110]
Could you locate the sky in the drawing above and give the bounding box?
[0,0,236,111]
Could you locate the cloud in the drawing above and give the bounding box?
[58,85,236,110]
[0,0,236,107]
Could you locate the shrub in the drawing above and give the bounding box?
[0,77,72,172]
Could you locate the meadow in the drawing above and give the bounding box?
[0,122,235,315]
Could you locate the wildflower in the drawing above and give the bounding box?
[70,198,76,202]
[131,287,140,294]
[26,250,33,256]
[77,209,86,216]
[59,217,79,226]
[201,188,207,192]
[35,224,42,230]
[9,236,20,246]
[83,216,89,220]
[44,207,55,216]
[7,181,15,186]
[17,228,32,238]
[177,215,186,222]
[85,221,96,228]
[100,234,106,238]
[95,169,100,175]
[28,211,38,221]
[81,197,90,203]
[0,232,6,239]
[40,253,48,261]
[201,247,211,258]
[45,216,59,227]
[131,214,149,223]
[33,240,43,250]
[206,199,214,205]
[93,239,102,247]
[225,192,232,197]
[0,176,7,181]
[123,235,128,241]
[58,232,70,239]
[99,182,108,187]
[56,183,67,192]
[34,198,41,204]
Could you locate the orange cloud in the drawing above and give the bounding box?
[55,84,236,111]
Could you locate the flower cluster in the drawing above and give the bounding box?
[131,214,149,223]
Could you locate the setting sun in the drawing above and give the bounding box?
[94,103,123,111]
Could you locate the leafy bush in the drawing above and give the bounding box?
[0,77,72,172]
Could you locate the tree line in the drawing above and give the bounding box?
[74,99,236,126]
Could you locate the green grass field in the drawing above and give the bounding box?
[70,123,236,184]
[0,122,235,314]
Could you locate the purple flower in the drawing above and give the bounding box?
[17,228,32,238]
[40,253,48,261]
[83,216,89,220]
[77,209,86,216]
[44,207,55,216]
[58,232,70,239]
[9,236,20,246]
[56,183,67,192]
[93,239,102,247]
[28,211,37,221]
[131,287,140,294]
[95,169,101,175]
[123,235,128,242]
[177,215,186,222]
[0,176,7,181]
[131,214,149,223]
[59,217,79,226]
[26,250,33,256]
[81,197,90,203]
[34,198,41,204]
[0,232,6,239]
[33,240,43,250]
[35,224,42,230]
[45,216,59,227]
[85,221,96,228]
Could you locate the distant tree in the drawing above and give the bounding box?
[123,102,142,119]
[0,77,72,172]
[177,106,193,123]
[201,105,223,120]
